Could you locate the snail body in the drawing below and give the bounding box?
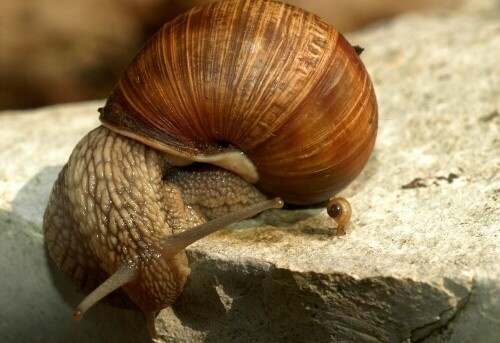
[43,0,377,338]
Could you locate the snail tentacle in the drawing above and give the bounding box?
[145,311,159,339]
[161,197,284,256]
[72,261,139,321]
[327,197,352,235]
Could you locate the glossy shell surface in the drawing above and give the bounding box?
[100,0,378,204]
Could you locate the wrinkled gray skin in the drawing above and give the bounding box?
[43,126,267,318]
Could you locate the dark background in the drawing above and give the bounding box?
[0,0,455,110]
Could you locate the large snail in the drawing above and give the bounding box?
[43,0,377,339]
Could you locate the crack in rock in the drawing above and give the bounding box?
[411,277,474,341]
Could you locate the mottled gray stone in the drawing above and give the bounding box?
[0,3,498,343]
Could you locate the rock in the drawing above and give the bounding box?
[0,4,498,343]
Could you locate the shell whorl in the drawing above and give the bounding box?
[100,0,378,204]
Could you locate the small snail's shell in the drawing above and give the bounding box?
[100,0,378,204]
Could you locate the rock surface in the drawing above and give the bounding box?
[0,3,499,343]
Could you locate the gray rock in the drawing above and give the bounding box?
[0,4,498,343]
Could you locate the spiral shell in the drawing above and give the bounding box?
[100,0,378,204]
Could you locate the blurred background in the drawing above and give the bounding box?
[0,0,461,110]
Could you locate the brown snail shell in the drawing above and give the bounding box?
[100,0,378,205]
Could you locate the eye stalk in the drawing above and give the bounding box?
[327,197,352,235]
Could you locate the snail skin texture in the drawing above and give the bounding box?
[43,0,377,339]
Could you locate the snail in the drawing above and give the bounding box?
[43,0,377,339]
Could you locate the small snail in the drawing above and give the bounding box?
[43,0,377,339]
